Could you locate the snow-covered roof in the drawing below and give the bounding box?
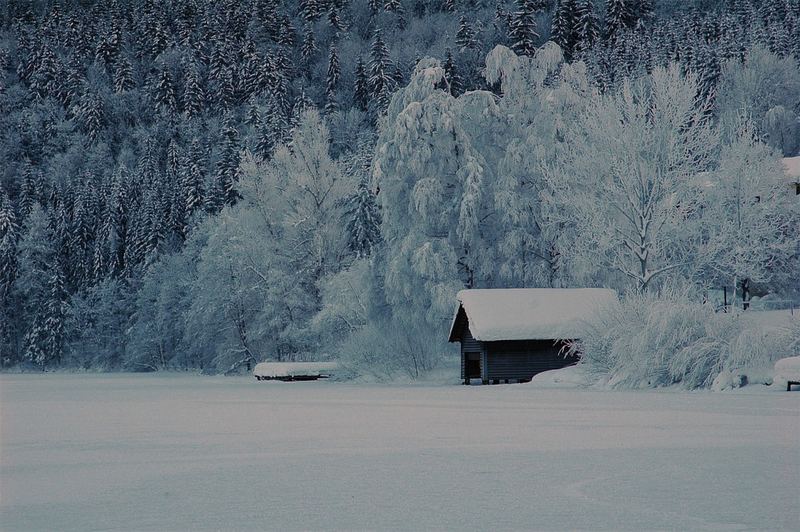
[782,156,800,180]
[449,288,618,342]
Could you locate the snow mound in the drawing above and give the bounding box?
[452,288,618,341]
[782,156,800,179]
[253,362,339,379]
[741,309,798,332]
[773,356,800,390]
[529,365,594,388]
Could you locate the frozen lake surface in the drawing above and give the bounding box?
[1,374,798,531]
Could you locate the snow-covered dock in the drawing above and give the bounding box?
[253,361,339,381]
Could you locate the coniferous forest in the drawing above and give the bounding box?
[0,0,798,378]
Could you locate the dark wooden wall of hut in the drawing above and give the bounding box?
[459,326,484,380]
[484,340,578,382]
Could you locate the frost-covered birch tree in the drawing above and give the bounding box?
[184,110,354,370]
[697,116,799,305]
[547,64,718,292]
[374,58,506,322]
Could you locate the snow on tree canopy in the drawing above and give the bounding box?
[450,288,618,342]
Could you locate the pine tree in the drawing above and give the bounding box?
[239,40,261,101]
[345,174,382,259]
[154,65,178,115]
[19,161,39,219]
[384,0,406,28]
[325,44,340,113]
[574,0,599,55]
[443,49,463,96]
[551,0,577,55]
[368,30,397,112]
[113,55,135,93]
[108,166,129,277]
[216,114,241,208]
[328,7,344,31]
[183,59,205,118]
[182,139,206,219]
[695,43,720,102]
[510,0,539,56]
[0,189,18,299]
[15,204,56,357]
[72,87,104,142]
[300,0,321,23]
[605,0,633,40]
[278,14,296,47]
[41,263,67,367]
[301,25,317,62]
[456,16,479,51]
[384,0,403,11]
[354,56,369,112]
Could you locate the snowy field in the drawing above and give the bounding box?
[1,374,798,531]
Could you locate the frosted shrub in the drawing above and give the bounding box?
[575,288,796,389]
[337,317,447,380]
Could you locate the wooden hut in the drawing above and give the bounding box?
[448,288,618,384]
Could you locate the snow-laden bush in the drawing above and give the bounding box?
[572,288,797,389]
[337,317,448,381]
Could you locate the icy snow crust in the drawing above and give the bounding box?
[455,288,618,341]
[1,374,798,531]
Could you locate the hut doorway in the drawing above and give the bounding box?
[465,352,481,381]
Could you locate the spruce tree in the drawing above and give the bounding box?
[182,139,206,219]
[278,14,296,47]
[245,97,262,127]
[72,87,104,142]
[0,189,18,299]
[300,0,321,23]
[328,8,344,31]
[510,0,539,56]
[113,55,135,93]
[15,204,55,349]
[605,0,633,40]
[456,16,478,51]
[552,0,577,56]
[574,0,599,55]
[354,56,369,112]
[183,59,205,118]
[325,44,340,114]
[108,167,129,277]
[345,175,382,259]
[301,25,317,62]
[42,263,67,367]
[443,49,463,96]
[368,0,382,15]
[19,161,39,219]
[368,30,397,112]
[216,115,241,208]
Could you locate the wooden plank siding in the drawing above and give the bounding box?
[460,325,484,380]
[454,307,579,384]
[485,340,578,381]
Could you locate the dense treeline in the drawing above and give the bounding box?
[0,0,798,373]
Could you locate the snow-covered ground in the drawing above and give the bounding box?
[1,374,798,531]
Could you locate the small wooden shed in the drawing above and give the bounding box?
[448,288,618,385]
